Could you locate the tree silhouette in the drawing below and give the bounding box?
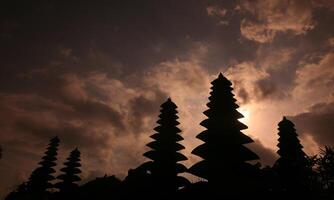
[317,146,334,193]
[188,73,259,195]
[143,98,189,194]
[122,165,154,199]
[78,175,122,200]
[274,117,309,190]
[26,136,60,197]
[56,148,82,194]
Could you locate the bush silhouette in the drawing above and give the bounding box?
[317,146,334,196]
[78,175,122,200]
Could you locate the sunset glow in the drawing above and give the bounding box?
[1,1,334,198]
[239,107,251,124]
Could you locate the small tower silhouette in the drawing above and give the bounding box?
[143,98,189,194]
[274,117,308,190]
[188,73,259,194]
[56,148,82,194]
[26,136,60,196]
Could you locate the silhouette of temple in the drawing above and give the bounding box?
[188,73,260,198]
[56,148,82,196]
[5,73,334,200]
[27,136,60,198]
[274,117,312,195]
[142,98,189,197]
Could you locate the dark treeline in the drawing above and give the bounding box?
[5,73,334,200]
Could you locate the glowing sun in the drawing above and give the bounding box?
[239,107,251,124]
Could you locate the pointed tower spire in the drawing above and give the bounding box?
[27,136,60,195]
[56,148,82,193]
[188,73,259,190]
[143,98,189,193]
[275,117,308,189]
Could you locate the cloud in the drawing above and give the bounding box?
[328,37,334,47]
[255,77,291,100]
[290,100,334,147]
[144,59,212,164]
[128,90,167,133]
[240,0,316,43]
[0,51,217,197]
[0,0,333,198]
[312,0,334,11]
[0,67,169,196]
[255,47,296,70]
[254,78,278,99]
[144,58,280,169]
[240,19,276,43]
[293,52,334,106]
[207,6,227,18]
[237,88,250,104]
[247,140,278,166]
[146,59,211,98]
[61,74,89,102]
[225,61,290,103]
[206,6,229,25]
[0,93,124,154]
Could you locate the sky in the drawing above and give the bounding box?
[0,0,334,198]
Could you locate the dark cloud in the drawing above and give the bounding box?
[0,1,214,71]
[239,0,316,43]
[254,77,290,100]
[0,94,121,155]
[15,117,108,150]
[71,100,125,131]
[128,90,167,133]
[290,101,334,147]
[248,140,278,167]
[0,58,172,198]
[0,0,334,198]
[254,78,277,99]
[237,87,250,104]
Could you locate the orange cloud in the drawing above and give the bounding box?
[294,52,334,106]
[240,0,316,43]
